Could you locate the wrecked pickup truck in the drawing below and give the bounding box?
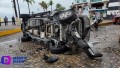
[20,8,102,59]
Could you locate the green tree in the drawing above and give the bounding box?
[39,1,49,12]
[49,0,54,11]
[44,2,49,11]
[56,3,65,11]
[39,1,46,12]
[24,0,35,15]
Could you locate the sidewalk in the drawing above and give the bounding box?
[0,22,20,31]
[99,20,113,26]
[0,22,21,37]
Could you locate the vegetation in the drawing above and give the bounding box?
[24,0,35,14]
[39,0,65,12]
[39,1,49,12]
[49,0,54,11]
[55,3,65,11]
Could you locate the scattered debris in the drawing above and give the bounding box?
[19,49,26,52]
[43,54,58,63]
[36,48,43,52]
[9,45,12,48]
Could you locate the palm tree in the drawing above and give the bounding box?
[13,0,18,18]
[16,0,20,16]
[56,3,65,11]
[39,1,46,12]
[56,3,61,9]
[44,2,49,11]
[49,0,54,11]
[39,1,49,12]
[24,0,35,15]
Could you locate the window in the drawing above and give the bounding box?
[91,0,102,2]
[29,20,36,26]
[76,0,87,3]
[36,20,40,26]
[83,0,87,2]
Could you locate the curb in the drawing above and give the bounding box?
[99,22,113,26]
[0,28,21,37]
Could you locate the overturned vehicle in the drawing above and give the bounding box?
[20,8,102,59]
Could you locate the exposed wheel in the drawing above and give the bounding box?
[58,9,76,25]
[49,41,69,54]
[113,22,116,24]
[21,34,31,42]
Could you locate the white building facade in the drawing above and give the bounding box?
[107,0,120,15]
[75,0,110,19]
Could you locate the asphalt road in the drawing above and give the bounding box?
[0,25,120,68]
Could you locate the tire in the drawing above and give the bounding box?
[21,37,28,42]
[59,10,76,25]
[21,34,31,42]
[20,14,30,18]
[113,22,116,24]
[49,41,69,54]
[50,46,68,54]
[79,15,90,42]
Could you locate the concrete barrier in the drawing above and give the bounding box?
[0,28,21,37]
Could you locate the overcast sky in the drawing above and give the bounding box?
[0,0,75,19]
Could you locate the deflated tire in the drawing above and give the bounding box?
[49,41,69,54]
[21,35,31,42]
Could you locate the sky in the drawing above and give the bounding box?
[0,0,75,20]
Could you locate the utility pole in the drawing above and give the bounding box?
[16,0,21,16]
[13,0,20,25]
[13,0,18,18]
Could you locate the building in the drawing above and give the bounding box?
[106,0,120,19]
[107,0,120,15]
[75,0,109,19]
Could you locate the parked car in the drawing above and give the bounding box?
[113,16,120,24]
